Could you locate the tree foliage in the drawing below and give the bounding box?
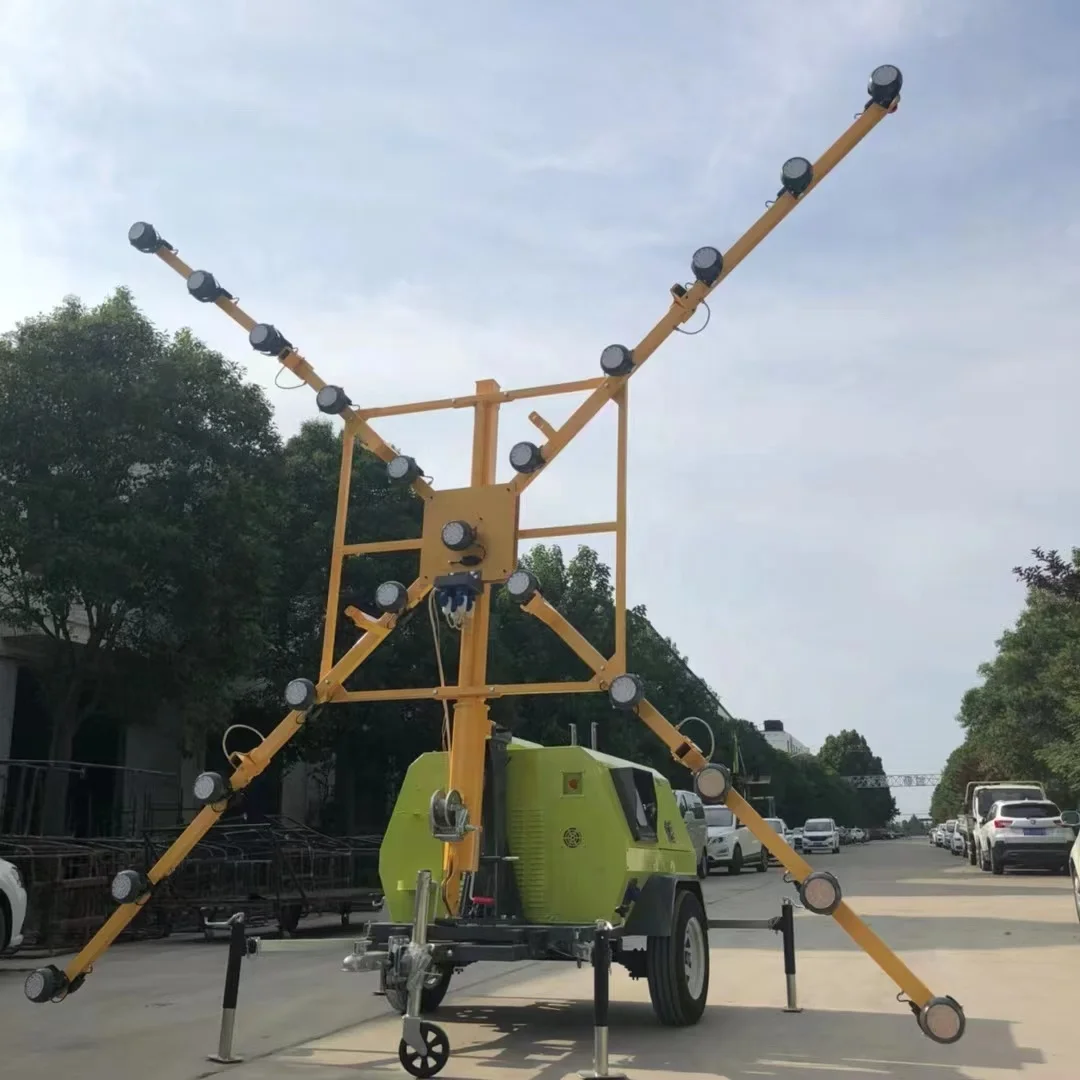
[817,729,897,828]
[0,291,281,830]
[930,561,1080,822]
[1013,547,1080,604]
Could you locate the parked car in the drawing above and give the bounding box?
[929,825,940,845]
[801,817,840,855]
[850,827,867,844]
[950,828,966,856]
[977,799,1075,875]
[761,817,790,864]
[1065,812,1080,920]
[940,820,958,850]
[705,804,768,874]
[962,780,1048,868]
[674,789,709,878]
[0,856,27,955]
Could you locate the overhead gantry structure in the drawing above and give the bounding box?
[25,63,965,1046]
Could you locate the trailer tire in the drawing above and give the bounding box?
[646,888,710,1027]
[384,965,453,1015]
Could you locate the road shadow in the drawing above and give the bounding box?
[282,998,1042,1080]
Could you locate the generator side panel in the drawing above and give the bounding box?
[506,745,634,925]
[380,750,449,923]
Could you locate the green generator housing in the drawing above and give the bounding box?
[380,738,695,926]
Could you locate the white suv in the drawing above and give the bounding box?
[705,804,768,874]
[0,857,27,954]
[801,817,840,855]
[977,799,1074,875]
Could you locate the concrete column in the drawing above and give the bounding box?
[281,758,333,826]
[0,658,19,825]
[0,657,16,760]
[122,704,187,830]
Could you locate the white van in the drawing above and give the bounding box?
[802,817,840,855]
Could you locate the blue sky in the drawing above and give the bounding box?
[3,1,1078,814]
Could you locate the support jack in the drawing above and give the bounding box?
[579,921,626,1080]
[207,912,247,1065]
[398,870,451,1079]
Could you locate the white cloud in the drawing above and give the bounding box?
[2,0,1076,813]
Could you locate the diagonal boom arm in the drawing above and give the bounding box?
[509,96,897,496]
[49,580,431,994]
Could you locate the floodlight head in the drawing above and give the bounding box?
[600,344,635,378]
[24,965,65,1004]
[192,770,229,806]
[505,568,540,604]
[780,157,813,197]
[868,64,902,107]
[128,221,169,254]
[509,441,544,475]
[375,580,409,614]
[694,763,731,802]
[440,519,477,552]
[249,323,292,356]
[387,455,422,484]
[691,246,724,287]
[110,869,148,904]
[608,673,645,711]
[186,270,230,303]
[315,385,352,415]
[798,870,842,916]
[918,996,965,1045]
[284,677,316,710]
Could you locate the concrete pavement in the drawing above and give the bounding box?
[2,838,1076,1078]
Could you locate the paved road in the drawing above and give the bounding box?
[1,838,1077,1078]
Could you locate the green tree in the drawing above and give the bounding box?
[930,582,1080,820]
[817,729,897,828]
[0,290,282,832]
[1014,547,1080,604]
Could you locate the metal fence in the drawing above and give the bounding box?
[0,758,184,837]
[0,815,384,955]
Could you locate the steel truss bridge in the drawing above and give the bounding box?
[842,774,940,789]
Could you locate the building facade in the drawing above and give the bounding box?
[761,719,811,757]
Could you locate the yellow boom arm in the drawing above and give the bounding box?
[25,67,961,1043]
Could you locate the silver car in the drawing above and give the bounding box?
[674,789,709,879]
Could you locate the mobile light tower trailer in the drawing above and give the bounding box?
[26,63,965,1077]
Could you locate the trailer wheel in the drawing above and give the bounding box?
[384,965,453,1015]
[398,1020,450,1078]
[646,888,710,1026]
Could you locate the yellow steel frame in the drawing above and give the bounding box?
[53,87,941,1012]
